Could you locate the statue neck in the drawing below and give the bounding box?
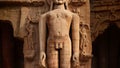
[53,4,65,10]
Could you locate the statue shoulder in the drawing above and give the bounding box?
[64,10,73,14]
[65,10,79,18]
[40,13,48,18]
[72,13,80,23]
[71,13,79,20]
[72,13,79,18]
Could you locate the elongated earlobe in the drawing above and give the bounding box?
[50,1,53,11]
[65,2,68,10]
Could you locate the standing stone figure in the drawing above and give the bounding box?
[39,0,80,68]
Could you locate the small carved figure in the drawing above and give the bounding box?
[39,0,80,68]
[79,22,91,61]
[23,19,35,60]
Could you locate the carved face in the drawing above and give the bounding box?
[47,0,70,6]
[53,0,67,4]
[47,0,67,5]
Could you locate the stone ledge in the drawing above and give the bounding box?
[0,0,45,7]
[0,0,42,2]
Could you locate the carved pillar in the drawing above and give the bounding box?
[19,0,47,68]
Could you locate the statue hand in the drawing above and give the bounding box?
[72,53,80,67]
[72,53,79,62]
[39,52,46,68]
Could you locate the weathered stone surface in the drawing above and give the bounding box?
[0,0,92,68]
[0,7,21,37]
[91,0,120,41]
[39,0,80,68]
[91,1,120,68]
[0,0,43,3]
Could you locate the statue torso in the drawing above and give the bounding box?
[46,9,73,38]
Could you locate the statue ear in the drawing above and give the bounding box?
[50,1,53,10]
[65,2,68,10]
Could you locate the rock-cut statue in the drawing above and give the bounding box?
[39,0,80,68]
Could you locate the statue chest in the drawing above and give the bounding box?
[47,12,72,29]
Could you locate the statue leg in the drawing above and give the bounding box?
[47,42,58,68]
[60,40,71,68]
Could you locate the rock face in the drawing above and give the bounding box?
[91,0,120,68]
[91,0,120,41]
[0,0,92,68]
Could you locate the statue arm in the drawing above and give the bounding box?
[39,14,46,53]
[72,14,80,58]
[39,14,47,67]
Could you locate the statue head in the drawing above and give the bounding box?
[47,0,70,10]
[47,0,69,5]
